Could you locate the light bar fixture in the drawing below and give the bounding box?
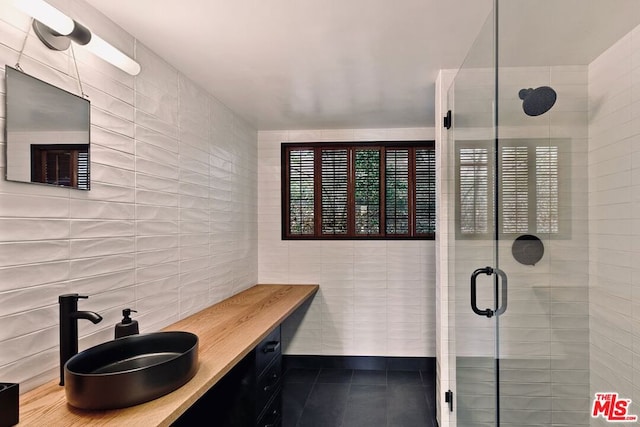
[83,33,141,77]
[12,0,141,76]
[12,0,74,36]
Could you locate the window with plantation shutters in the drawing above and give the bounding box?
[456,139,566,239]
[31,144,90,190]
[288,149,315,235]
[415,148,436,234]
[321,149,348,234]
[385,149,410,234]
[354,149,381,235]
[282,141,435,239]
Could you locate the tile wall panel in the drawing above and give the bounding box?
[588,22,640,427]
[0,0,257,392]
[258,128,436,358]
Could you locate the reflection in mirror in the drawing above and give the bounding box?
[5,66,90,190]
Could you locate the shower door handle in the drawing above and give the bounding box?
[470,267,508,318]
[494,268,508,316]
[471,267,495,318]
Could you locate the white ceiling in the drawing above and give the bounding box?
[86,0,640,131]
[85,0,493,130]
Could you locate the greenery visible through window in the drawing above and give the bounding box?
[282,141,435,239]
[456,139,566,239]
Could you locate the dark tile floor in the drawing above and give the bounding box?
[282,367,437,427]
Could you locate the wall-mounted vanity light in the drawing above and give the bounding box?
[11,0,141,76]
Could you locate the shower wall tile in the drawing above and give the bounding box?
[589,21,640,420]
[258,128,437,358]
[0,1,257,392]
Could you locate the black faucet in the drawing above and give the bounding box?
[59,294,103,386]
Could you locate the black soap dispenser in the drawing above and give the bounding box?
[115,308,139,339]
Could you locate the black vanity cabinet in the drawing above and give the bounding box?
[174,326,282,427]
[254,326,283,426]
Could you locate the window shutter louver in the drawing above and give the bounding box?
[536,146,559,233]
[415,148,436,235]
[288,149,315,235]
[321,149,348,235]
[77,151,90,190]
[501,146,529,234]
[385,149,410,234]
[354,149,381,235]
[459,147,490,235]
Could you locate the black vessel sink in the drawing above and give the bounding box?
[64,331,198,410]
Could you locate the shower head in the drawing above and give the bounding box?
[518,86,557,116]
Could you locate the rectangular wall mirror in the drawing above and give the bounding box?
[5,66,90,190]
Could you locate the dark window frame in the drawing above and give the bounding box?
[281,141,435,240]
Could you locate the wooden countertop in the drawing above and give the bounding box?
[18,284,319,426]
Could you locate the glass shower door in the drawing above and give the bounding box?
[446,5,501,426]
[447,1,598,426]
[447,1,640,426]
[493,1,592,425]
[447,10,582,427]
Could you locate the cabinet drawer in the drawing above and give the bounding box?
[255,326,281,377]
[256,389,282,427]
[256,356,282,415]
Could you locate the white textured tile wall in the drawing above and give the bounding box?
[0,0,257,392]
[257,128,437,358]
[588,22,640,426]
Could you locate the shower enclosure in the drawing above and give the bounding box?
[441,1,640,426]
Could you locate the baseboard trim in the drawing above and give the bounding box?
[283,355,436,372]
